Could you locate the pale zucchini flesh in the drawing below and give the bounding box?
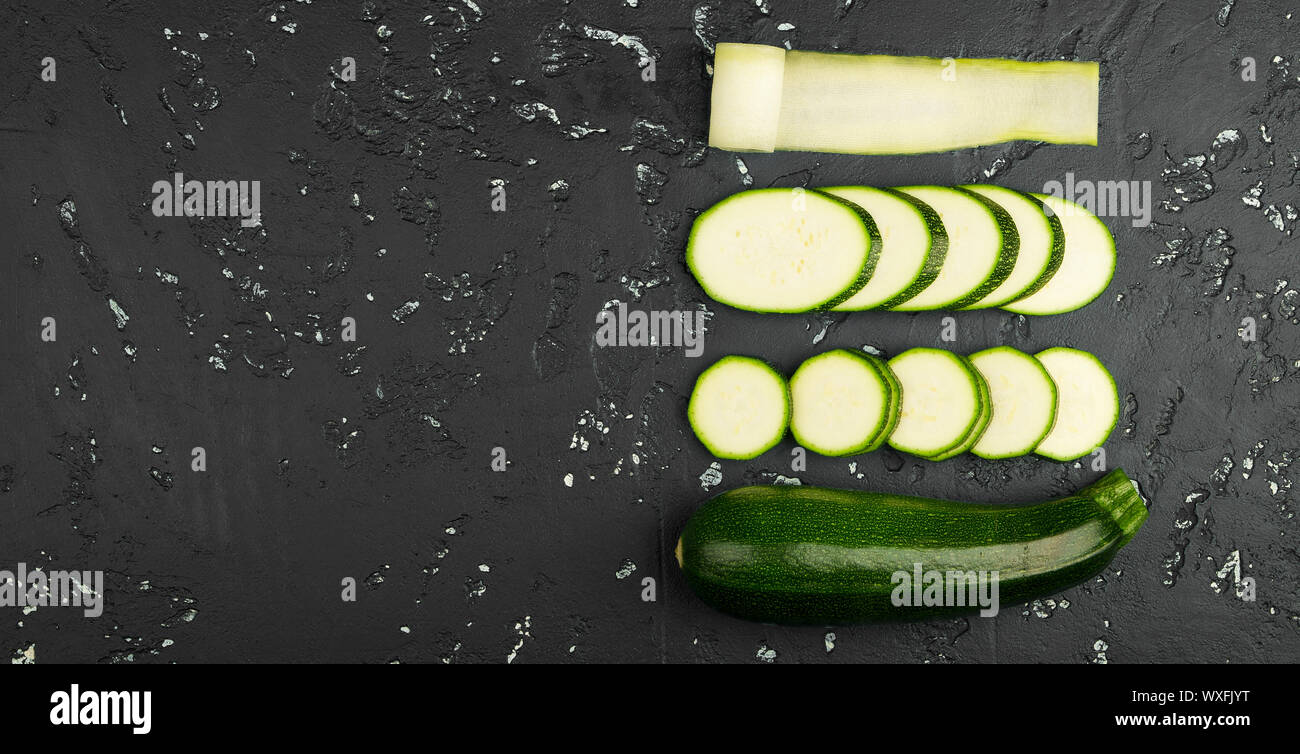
[688,356,790,460]
[789,350,897,456]
[710,44,1100,155]
[887,348,983,458]
[686,188,881,313]
[969,346,1059,459]
[1033,348,1119,462]
[1002,194,1115,316]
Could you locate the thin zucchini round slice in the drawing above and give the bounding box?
[1002,194,1115,316]
[820,187,946,311]
[959,185,1064,308]
[789,349,898,456]
[686,188,881,313]
[889,186,1015,311]
[688,355,790,460]
[1033,347,1119,462]
[968,346,1059,459]
[886,348,983,458]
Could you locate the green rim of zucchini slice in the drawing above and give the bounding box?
[686,187,882,313]
[862,352,904,447]
[688,355,790,460]
[946,187,1019,309]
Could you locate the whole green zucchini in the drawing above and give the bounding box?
[676,470,1147,624]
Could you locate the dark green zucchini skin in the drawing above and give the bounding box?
[677,470,1147,625]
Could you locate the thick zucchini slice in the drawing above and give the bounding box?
[968,346,1059,459]
[686,188,882,312]
[925,356,991,461]
[677,469,1149,624]
[820,187,947,311]
[708,44,1100,155]
[688,356,790,460]
[886,348,983,458]
[958,185,1064,308]
[1033,347,1119,462]
[789,349,899,456]
[889,187,1015,311]
[1002,194,1115,316]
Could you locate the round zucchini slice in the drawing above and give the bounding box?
[1002,194,1115,316]
[688,355,790,459]
[789,349,899,456]
[686,188,881,313]
[1033,347,1119,461]
[886,348,984,458]
[968,346,1059,459]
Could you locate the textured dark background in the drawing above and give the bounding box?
[1,0,1296,664]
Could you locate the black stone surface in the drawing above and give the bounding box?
[1,0,1296,663]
